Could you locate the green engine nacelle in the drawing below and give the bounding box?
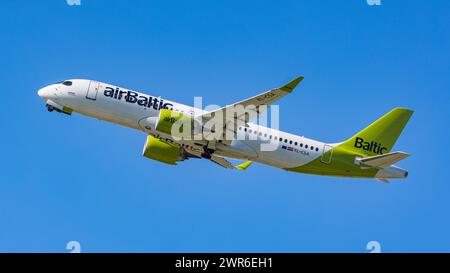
[142,135,180,165]
[155,109,197,138]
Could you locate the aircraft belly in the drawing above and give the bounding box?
[221,140,319,169]
[257,149,319,169]
[62,94,144,131]
[218,140,258,160]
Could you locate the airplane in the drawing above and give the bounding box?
[37,77,413,182]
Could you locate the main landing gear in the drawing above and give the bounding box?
[201,147,215,159]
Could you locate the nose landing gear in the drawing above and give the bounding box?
[45,103,72,115]
[47,104,55,112]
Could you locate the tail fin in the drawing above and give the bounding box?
[340,108,414,156]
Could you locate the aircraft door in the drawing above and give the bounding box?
[86,81,100,100]
[321,144,333,164]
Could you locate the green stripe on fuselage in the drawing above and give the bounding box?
[284,145,378,178]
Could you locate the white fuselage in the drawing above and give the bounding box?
[37,79,328,170]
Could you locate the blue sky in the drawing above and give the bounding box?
[0,0,449,252]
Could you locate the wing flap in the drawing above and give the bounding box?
[209,156,236,169]
[209,156,253,170]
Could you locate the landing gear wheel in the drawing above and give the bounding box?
[47,105,54,112]
[201,146,215,159]
[203,147,215,155]
[201,153,212,159]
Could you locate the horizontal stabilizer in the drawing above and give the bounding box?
[357,151,410,168]
[377,178,390,183]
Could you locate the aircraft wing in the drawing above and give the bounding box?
[210,156,253,170]
[357,151,410,168]
[209,155,237,169]
[196,76,304,138]
[186,149,252,170]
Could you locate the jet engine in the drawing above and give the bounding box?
[142,135,187,165]
[154,109,202,139]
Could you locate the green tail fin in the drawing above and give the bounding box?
[340,108,414,156]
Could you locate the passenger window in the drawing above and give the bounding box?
[279,138,283,141]
[294,142,298,146]
[284,139,288,143]
[300,143,303,147]
[315,147,319,152]
[305,145,308,149]
[289,140,293,144]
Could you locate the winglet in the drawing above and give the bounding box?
[235,161,253,171]
[279,76,304,93]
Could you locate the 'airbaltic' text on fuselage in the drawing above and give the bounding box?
[103,87,173,110]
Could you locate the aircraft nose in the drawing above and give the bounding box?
[37,88,45,98]
[37,86,51,100]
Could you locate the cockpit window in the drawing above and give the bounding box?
[62,81,73,86]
